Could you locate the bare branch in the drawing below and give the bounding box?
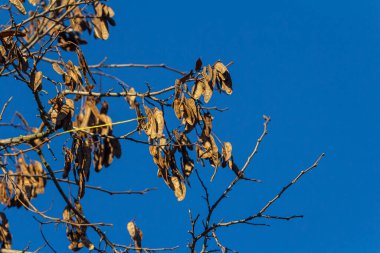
[259,153,325,214]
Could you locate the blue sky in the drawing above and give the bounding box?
[1,0,380,252]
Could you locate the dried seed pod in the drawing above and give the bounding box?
[31,71,43,92]
[0,212,12,249]
[55,98,74,130]
[127,221,143,252]
[192,80,204,100]
[222,142,233,162]
[143,105,157,139]
[0,45,6,63]
[214,61,233,95]
[153,108,164,138]
[93,143,104,172]
[195,57,202,72]
[173,98,183,120]
[209,135,220,168]
[52,62,65,75]
[181,149,194,178]
[127,87,137,107]
[63,147,73,178]
[0,182,7,205]
[202,113,213,137]
[28,0,40,6]
[169,176,186,201]
[32,161,46,195]
[197,137,213,159]
[9,0,26,14]
[202,66,213,103]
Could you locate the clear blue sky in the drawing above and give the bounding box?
[1,0,380,252]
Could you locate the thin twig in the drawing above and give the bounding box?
[0,96,13,121]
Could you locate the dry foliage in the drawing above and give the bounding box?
[0,1,323,252]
